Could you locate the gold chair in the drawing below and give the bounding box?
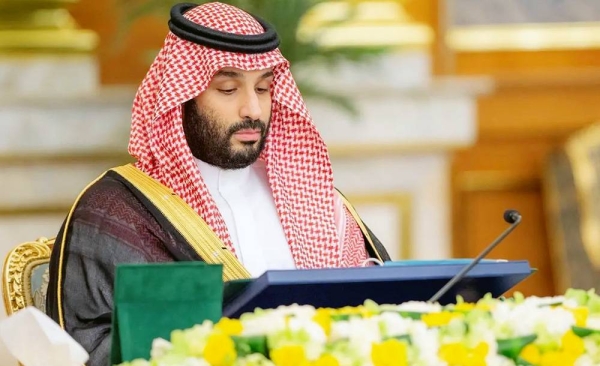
[2,237,54,315]
[543,122,600,293]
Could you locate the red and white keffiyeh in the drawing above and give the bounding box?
[128,2,368,269]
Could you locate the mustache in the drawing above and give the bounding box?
[227,119,267,135]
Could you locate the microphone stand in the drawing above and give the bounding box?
[428,210,522,303]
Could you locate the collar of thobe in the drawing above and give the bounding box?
[195,158,265,192]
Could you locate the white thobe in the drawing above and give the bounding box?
[196,159,347,277]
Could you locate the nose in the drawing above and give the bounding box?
[239,90,262,121]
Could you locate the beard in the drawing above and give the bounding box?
[182,99,270,170]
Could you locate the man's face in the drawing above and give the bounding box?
[182,67,274,170]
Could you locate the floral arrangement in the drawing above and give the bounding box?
[117,288,600,366]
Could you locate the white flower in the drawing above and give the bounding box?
[235,354,276,366]
[542,307,576,337]
[153,357,210,366]
[491,302,532,337]
[164,321,214,358]
[562,298,580,309]
[133,292,600,366]
[481,332,501,365]
[330,320,351,341]
[581,336,600,364]
[381,301,443,314]
[272,304,316,319]
[486,355,517,366]
[287,317,326,341]
[491,302,575,338]
[286,316,327,359]
[377,312,412,337]
[522,295,565,307]
[346,317,382,359]
[180,358,210,366]
[587,315,600,330]
[150,338,173,359]
[241,313,287,336]
[410,322,445,366]
[575,355,596,366]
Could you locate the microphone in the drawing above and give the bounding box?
[428,209,522,303]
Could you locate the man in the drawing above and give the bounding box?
[46,2,390,365]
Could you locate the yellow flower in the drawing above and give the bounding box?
[337,306,367,317]
[371,339,408,366]
[215,318,243,336]
[452,302,491,313]
[439,342,488,366]
[539,350,579,366]
[453,303,476,312]
[472,343,489,359]
[333,306,357,315]
[567,307,589,328]
[313,309,333,336]
[520,344,541,365]
[519,331,583,366]
[203,333,237,366]
[562,330,585,356]
[271,345,310,366]
[312,354,340,366]
[330,305,373,318]
[421,311,463,327]
[439,343,467,364]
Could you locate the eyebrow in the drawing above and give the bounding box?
[214,70,274,80]
[260,71,274,79]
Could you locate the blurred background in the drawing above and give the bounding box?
[1,1,600,362]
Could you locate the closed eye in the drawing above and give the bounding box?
[218,89,236,95]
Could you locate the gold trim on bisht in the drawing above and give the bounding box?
[56,163,384,327]
[115,164,386,268]
[336,190,383,262]
[111,164,252,281]
[56,164,251,328]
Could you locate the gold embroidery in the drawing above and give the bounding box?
[111,164,251,281]
[56,164,252,329]
[111,166,384,268]
[56,165,380,330]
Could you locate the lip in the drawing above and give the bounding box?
[233,129,261,142]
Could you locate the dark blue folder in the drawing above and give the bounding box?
[222,260,534,318]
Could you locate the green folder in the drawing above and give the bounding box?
[110,262,224,365]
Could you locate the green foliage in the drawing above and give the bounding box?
[115,0,391,117]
